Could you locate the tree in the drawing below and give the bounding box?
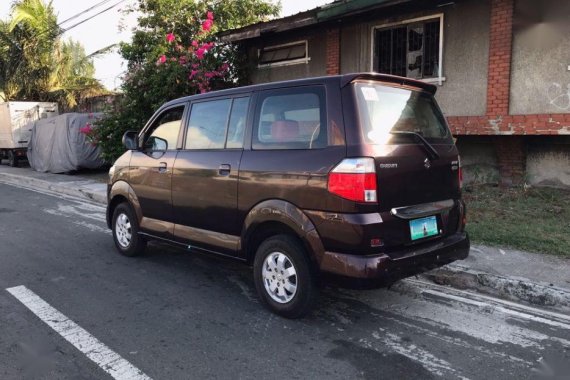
[0,0,105,107]
[92,0,280,162]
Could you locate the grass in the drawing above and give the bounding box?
[463,184,570,257]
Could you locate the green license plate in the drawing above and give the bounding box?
[410,216,439,241]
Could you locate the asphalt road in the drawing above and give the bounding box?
[0,182,569,380]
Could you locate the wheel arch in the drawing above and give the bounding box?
[241,200,325,271]
[106,180,142,228]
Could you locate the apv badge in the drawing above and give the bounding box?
[424,157,431,169]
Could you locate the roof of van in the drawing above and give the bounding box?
[162,72,437,109]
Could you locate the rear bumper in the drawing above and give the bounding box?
[319,232,470,288]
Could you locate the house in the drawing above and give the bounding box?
[221,0,570,187]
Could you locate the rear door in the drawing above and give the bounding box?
[350,82,460,210]
[171,96,250,254]
[347,81,461,249]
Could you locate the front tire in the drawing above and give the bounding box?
[112,203,146,257]
[253,235,318,318]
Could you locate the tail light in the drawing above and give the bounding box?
[458,155,463,189]
[328,158,377,203]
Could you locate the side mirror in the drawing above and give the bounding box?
[145,136,168,151]
[122,130,139,150]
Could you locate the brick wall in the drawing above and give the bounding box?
[447,114,570,135]
[494,136,526,186]
[326,27,340,75]
[486,0,514,117]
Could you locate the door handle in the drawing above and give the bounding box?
[158,162,167,173]
[218,164,231,176]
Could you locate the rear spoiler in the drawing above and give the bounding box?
[340,73,437,95]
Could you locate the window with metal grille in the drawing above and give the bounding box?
[373,18,442,80]
[258,41,309,67]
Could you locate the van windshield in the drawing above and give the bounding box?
[354,82,452,145]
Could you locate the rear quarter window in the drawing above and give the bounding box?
[252,87,327,150]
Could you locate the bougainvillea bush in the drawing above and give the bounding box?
[93,0,280,162]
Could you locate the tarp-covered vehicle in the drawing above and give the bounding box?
[27,113,106,173]
[0,102,59,167]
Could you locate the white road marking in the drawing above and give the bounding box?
[44,204,106,222]
[369,332,461,378]
[0,180,106,210]
[72,221,111,234]
[6,285,151,380]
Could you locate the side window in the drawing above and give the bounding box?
[185,99,231,149]
[253,87,326,150]
[145,106,184,151]
[226,97,249,149]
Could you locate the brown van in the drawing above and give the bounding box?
[107,73,469,318]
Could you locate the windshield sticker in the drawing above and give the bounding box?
[361,87,379,101]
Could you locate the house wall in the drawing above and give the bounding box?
[236,0,570,189]
[340,0,491,117]
[526,137,570,188]
[247,29,327,84]
[510,0,570,115]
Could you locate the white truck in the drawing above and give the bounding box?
[0,101,59,167]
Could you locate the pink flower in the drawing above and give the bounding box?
[191,40,199,48]
[205,71,215,79]
[220,63,229,71]
[202,19,213,32]
[166,33,175,43]
[200,42,214,52]
[179,56,187,64]
[189,70,199,79]
[80,124,92,135]
[157,55,167,65]
[192,63,199,69]
[207,11,214,20]
[195,48,205,60]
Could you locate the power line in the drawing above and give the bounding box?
[58,0,127,36]
[58,0,117,26]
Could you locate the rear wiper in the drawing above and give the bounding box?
[390,131,440,160]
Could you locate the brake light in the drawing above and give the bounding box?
[328,158,377,203]
[458,155,463,189]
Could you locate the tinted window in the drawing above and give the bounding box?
[186,99,231,149]
[146,106,184,151]
[354,83,451,144]
[226,97,249,149]
[253,88,326,150]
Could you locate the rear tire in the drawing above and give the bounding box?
[8,150,18,167]
[112,203,146,257]
[253,234,318,318]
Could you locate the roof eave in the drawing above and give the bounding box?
[220,0,413,43]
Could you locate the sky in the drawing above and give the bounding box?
[0,0,332,90]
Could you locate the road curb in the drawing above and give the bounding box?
[0,172,107,205]
[423,264,570,313]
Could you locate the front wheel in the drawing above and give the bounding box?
[112,203,146,257]
[253,235,318,318]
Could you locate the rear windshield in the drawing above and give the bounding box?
[354,82,452,144]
